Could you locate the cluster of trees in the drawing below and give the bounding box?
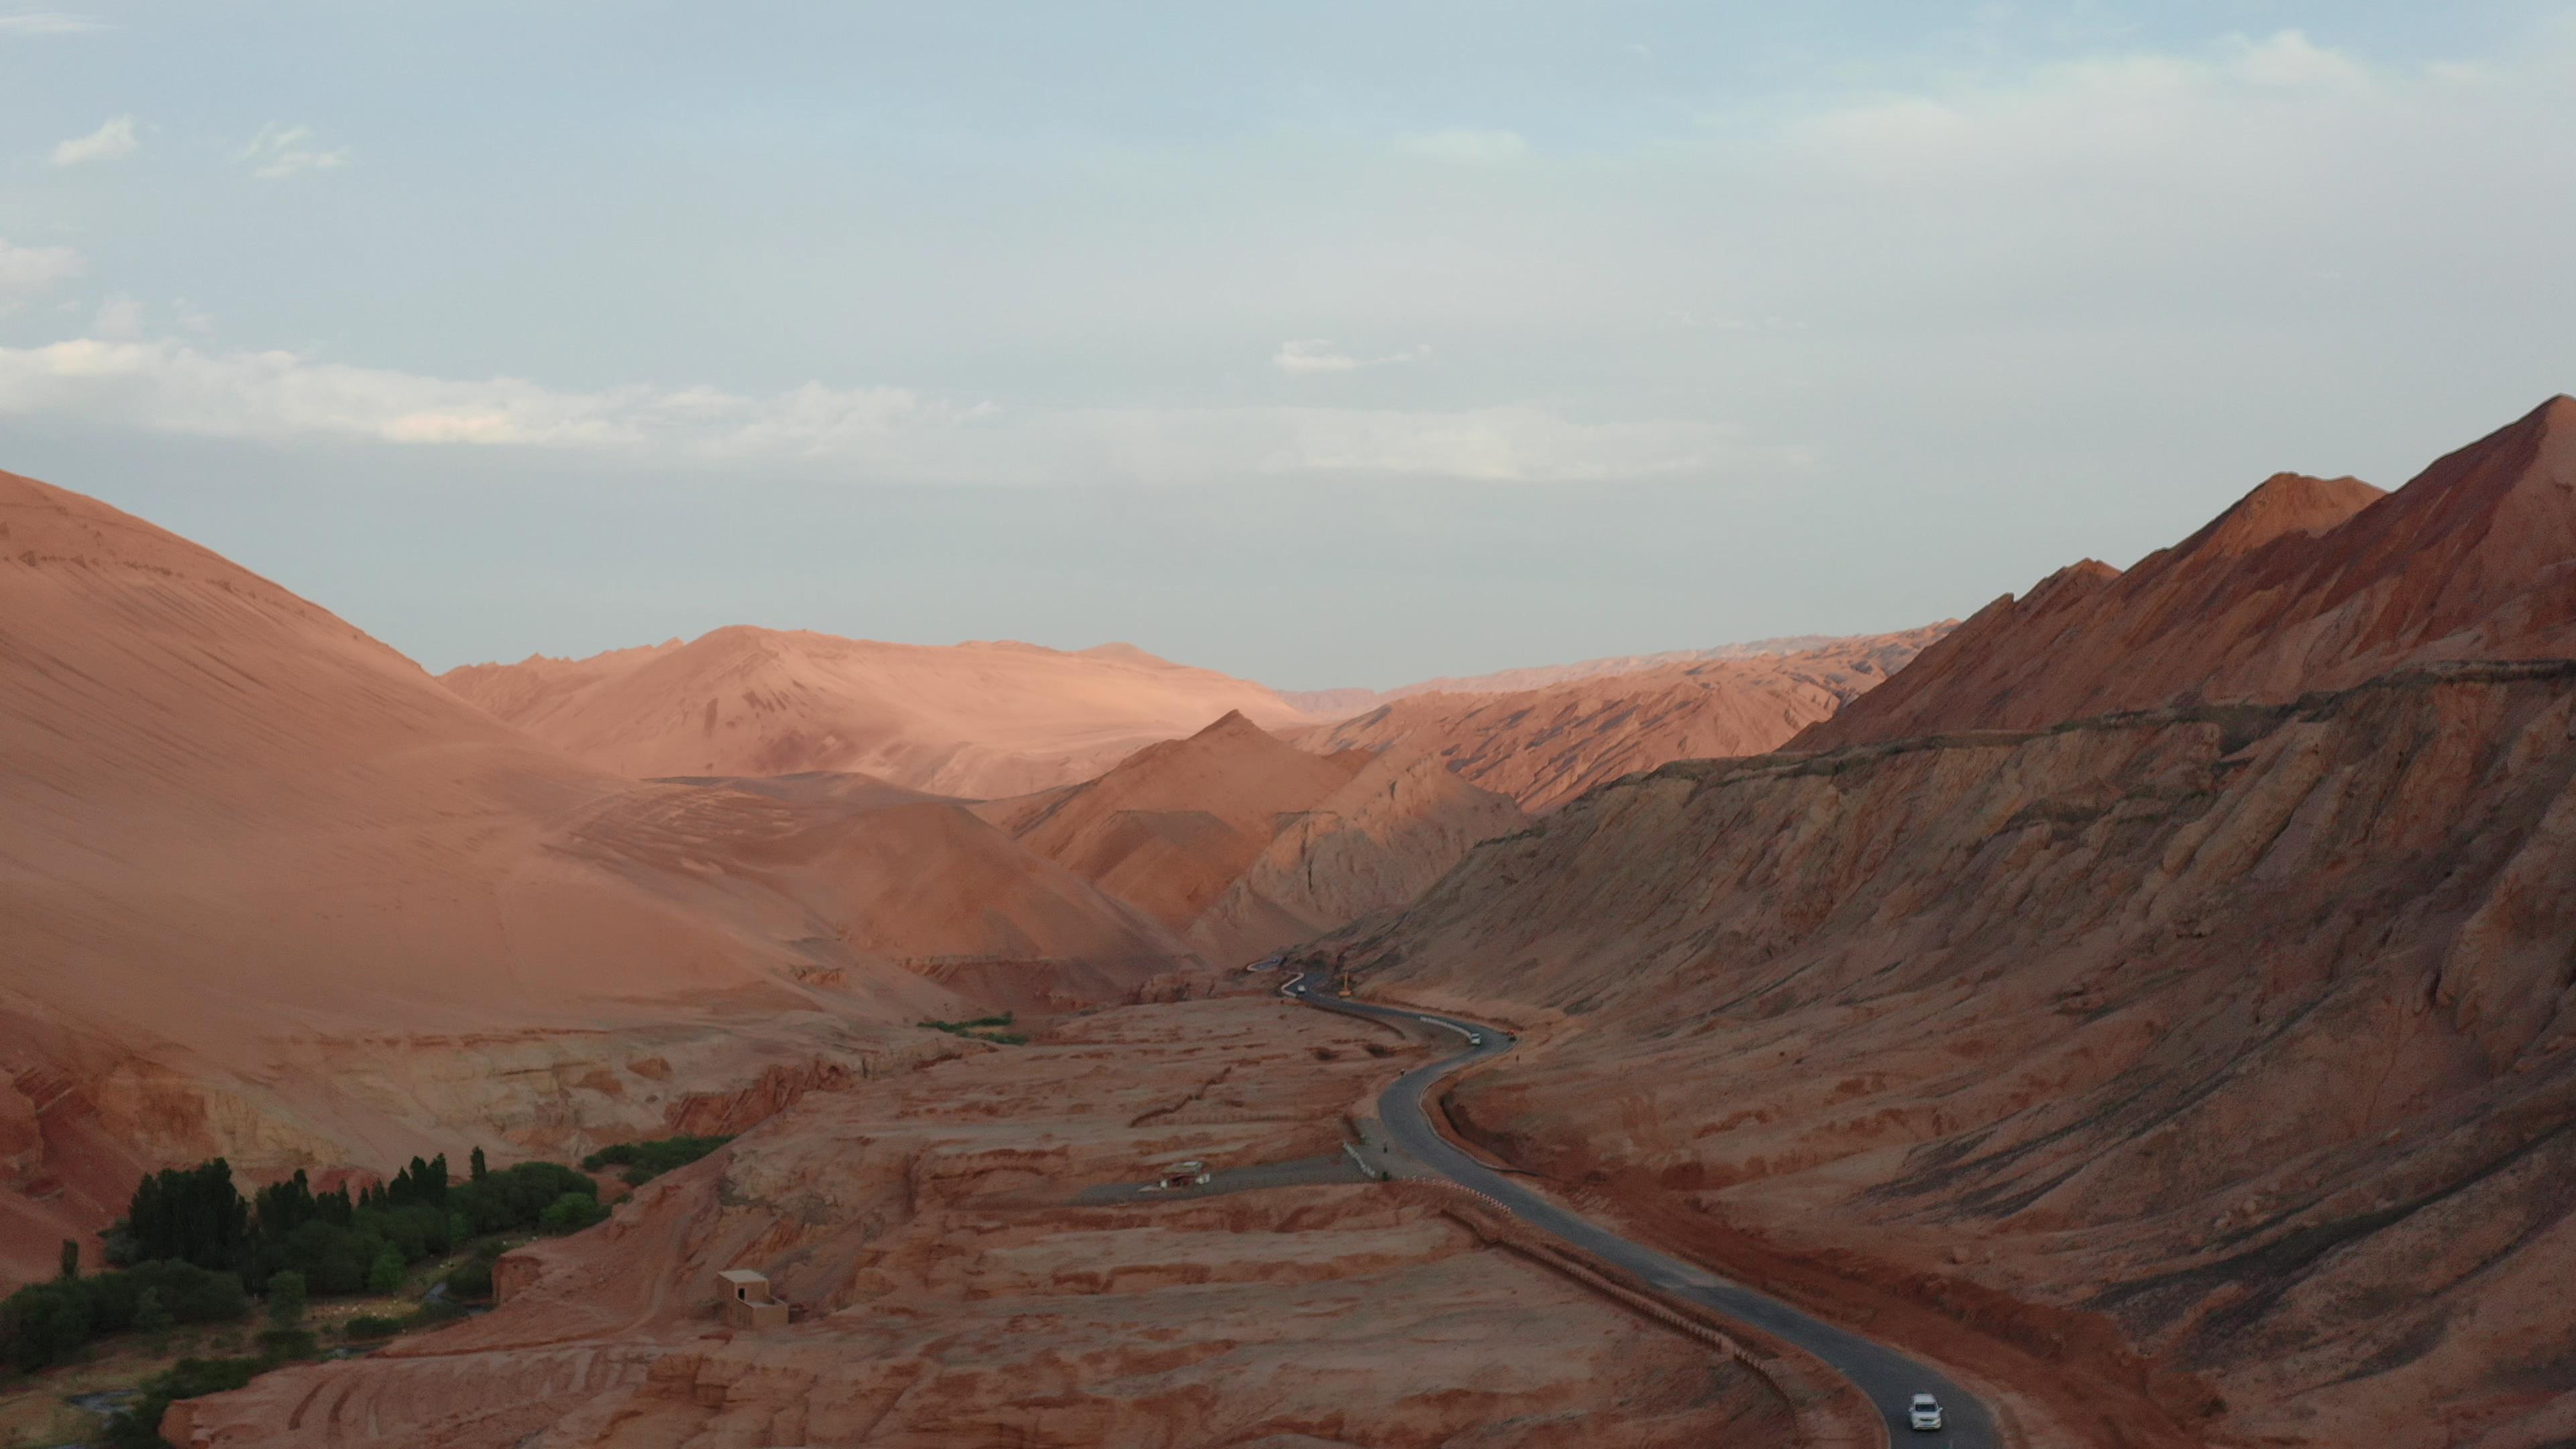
[4,1148,605,1376]
[0,1258,249,1372]
[580,1134,733,1186]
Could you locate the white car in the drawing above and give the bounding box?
[1909,1393,1943,1432]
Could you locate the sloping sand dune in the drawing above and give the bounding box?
[0,472,1191,1280]
[442,630,1318,798]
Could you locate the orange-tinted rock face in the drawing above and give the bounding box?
[168,1000,1788,1448]
[987,713,1528,965]
[1340,659,2576,1447]
[1295,627,1951,812]
[441,630,1318,797]
[1802,396,2576,749]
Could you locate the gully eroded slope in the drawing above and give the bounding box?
[1341,661,2576,1448]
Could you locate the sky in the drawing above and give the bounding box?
[4,3,2573,689]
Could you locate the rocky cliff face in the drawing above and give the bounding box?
[1344,663,2576,1446]
[1326,397,2576,1447]
[1297,626,1949,813]
[1188,751,1529,966]
[1802,396,2576,749]
[989,713,1527,966]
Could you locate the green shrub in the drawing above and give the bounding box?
[1,1279,95,1371]
[579,1135,733,1186]
[343,1313,402,1340]
[441,1257,494,1300]
[1,1259,250,1371]
[266,1269,307,1328]
[366,1246,406,1295]
[538,1192,605,1234]
[109,1355,266,1448]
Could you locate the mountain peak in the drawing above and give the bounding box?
[2174,472,2385,564]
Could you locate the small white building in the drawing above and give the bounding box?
[716,1269,789,1329]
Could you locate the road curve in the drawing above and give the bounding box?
[1285,973,2000,1448]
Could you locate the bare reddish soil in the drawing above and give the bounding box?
[168,999,1792,1448]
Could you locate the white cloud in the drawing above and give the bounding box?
[0,336,979,457]
[0,331,1756,484]
[0,12,107,34]
[1273,338,1432,374]
[1397,128,1531,166]
[0,239,83,310]
[50,114,138,166]
[236,123,351,180]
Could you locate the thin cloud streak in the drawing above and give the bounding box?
[0,333,1755,484]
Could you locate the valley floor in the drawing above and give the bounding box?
[165,997,1796,1448]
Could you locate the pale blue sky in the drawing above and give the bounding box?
[5,3,2573,687]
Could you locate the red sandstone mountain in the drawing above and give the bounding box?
[1281,630,1933,716]
[441,630,1317,798]
[1297,625,1949,812]
[983,712,1527,962]
[0,470,1189,1280]
[1801,396,2576,749]
[1320,398,2576,1448]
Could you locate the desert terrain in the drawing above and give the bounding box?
[164,997,1794,1448]
[441,632,1320,798]
[9,398,2574,1449]
[1318,396,2576,1448]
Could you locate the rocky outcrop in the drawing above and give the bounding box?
[1189,751,1527,965]
[989,714,1528,967]
[1296,626,1951,812]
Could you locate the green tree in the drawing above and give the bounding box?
[469,1145,488,1181]
[366,1246,405,1295]
[538,1192,603,1234]
[132,1285,174,1339]
[266,1269,307,1329]
[58,1238,79,1280]
[1,1279,95,1371]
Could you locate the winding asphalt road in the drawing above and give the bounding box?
[1284,973,1999,1448]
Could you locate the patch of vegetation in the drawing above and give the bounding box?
[580,1134,733,1186]
[343,1297,467,1342]
[919,1012,1027,1045]
[7,1148,603,1379]
[101,1342,297,1449]
[1,1259,250,1372]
